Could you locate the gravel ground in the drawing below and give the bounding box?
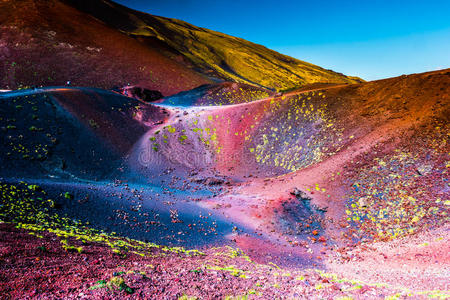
[1,223,448,299]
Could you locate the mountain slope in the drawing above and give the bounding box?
[0,0,211,95]
[64,0,362,91]
[0,0,361,93]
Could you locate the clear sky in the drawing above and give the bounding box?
[115,0,450,81]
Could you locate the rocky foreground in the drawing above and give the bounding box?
[1,222,448,299]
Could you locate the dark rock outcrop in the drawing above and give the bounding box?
[120,86,163,102]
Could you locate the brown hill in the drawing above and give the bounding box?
[64,0,363,90]
[0,0,211,95]
[0,0,362,95]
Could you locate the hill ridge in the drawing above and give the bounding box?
[63,0,363,90]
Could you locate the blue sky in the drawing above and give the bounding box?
[115,0,450,80]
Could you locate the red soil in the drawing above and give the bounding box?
[2,223,436,299]
[0,0,211,95]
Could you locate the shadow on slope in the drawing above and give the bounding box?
[159,82,273,107]
[0,87,164,181]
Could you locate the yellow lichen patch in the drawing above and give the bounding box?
[344,146,448,240]
[248,93,345,173]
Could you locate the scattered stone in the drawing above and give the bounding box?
[290,188,312,201]
[358,197,368,207]
[191,176,225,186]
[416,164,432,176]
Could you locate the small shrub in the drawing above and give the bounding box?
[107,276,134,294]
